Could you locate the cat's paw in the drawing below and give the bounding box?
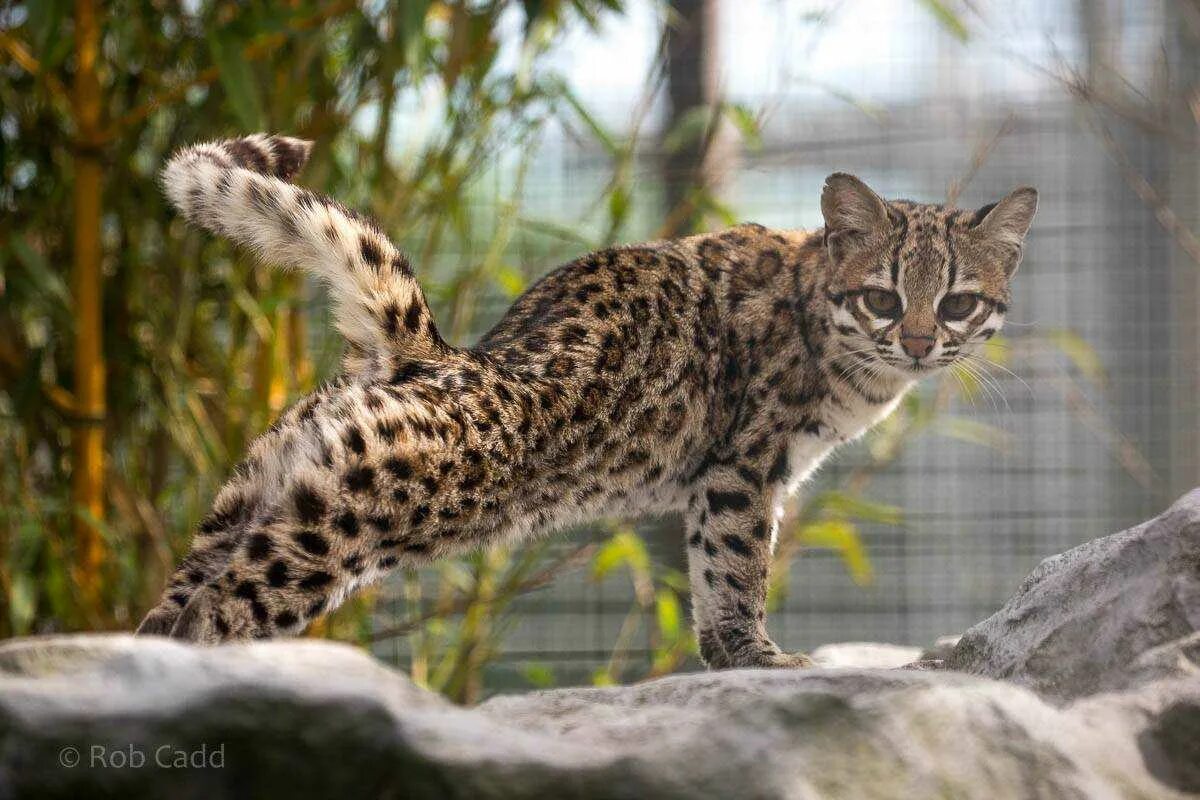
[763,651,815,669]
[728,650,816,669]
[169,587,224,644]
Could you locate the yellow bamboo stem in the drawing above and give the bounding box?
[70,0,106,609]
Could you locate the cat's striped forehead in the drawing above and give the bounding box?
[857,200,1012,308]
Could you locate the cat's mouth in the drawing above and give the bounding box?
[873,354,938,376]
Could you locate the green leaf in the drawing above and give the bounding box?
[492,264,527,297]
[918,0,970,42]
[933,416,1012,451]
[660,106,714,154]
[796,519,874,586]
[725,104,763,151]
[591,529,649,581]
[9,573,36,635]
[658,568,690,594]
[555,80,619,156]
[814,491,903,526]
[26,0,70,68]
[519,662,556,689]
[1043,329,1107,385]
[517,217,598,250]
[397,0,433,73]
[9,235,70,311]
[591,666,616,687]
[654,589,681,641]
[607,184,631,230]
[208,31,265,130]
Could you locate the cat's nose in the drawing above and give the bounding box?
[900,334,935,360]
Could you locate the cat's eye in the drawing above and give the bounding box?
[939,293,979,321]
[862,289,901,317]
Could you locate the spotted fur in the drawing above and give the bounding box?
[139,137,1037,668]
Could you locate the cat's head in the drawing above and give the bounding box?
[820,173,1037,378]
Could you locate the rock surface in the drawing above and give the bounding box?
[809,641,922,668]
[1,490,1198,799]
[948,488,1200,703]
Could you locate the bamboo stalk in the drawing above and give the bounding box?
[70,0,107,608]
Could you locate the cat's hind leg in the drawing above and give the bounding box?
[135,480,261,636]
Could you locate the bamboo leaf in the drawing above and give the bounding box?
[591,666,616,687]
[933,416,1012,451]
[9,573,36,634]
[492,264,527,297]
[520,662,556,688]
[918,0,970,42]
[26,0,70,68]
[208,31,265,130]
[654,589,681,641]
[591,529,649,581]
[725,103,763,151]
[660,106,714,154]
[9,236,71,310]
[796,519,874,586]
[555,80,620,156]
[607,184,631,230]
[813,491,904,525]
[1043,329,1107,385]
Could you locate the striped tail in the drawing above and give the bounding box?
[161,134,448,377]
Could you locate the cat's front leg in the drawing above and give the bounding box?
[685,470,813,670]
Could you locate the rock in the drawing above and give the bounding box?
[948,488,1200,703]
[810,641,922,668]
[0,633,1190,796]
[0,634,1195,799]
[918,634,962,662]
[1,490,1198,798]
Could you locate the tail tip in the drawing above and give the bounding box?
[268,135,314,181]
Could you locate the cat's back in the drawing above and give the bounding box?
[477,224,820,357]
[477,238,695,354]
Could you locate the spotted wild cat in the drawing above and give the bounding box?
[137,134,1037,668]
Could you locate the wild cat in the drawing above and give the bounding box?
[138,133,1036,669]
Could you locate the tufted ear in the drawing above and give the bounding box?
[820,173,891,263]
[971,186,1038,276]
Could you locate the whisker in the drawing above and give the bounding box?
[969,359,1013,415]
[954,359,1005,415]
[819,346,883,369]
[946,367,977,416]
[967,353,1035,399]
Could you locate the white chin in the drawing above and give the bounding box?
[903,361,937,376]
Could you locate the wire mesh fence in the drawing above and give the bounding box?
[358,2,1200,692]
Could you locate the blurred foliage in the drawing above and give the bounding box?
[0,0,1133,704]
[0,0,638,656]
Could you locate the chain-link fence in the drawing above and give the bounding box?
[368,0,1199,691]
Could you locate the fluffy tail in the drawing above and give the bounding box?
[161,134,448,376]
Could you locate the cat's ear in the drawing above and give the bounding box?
[821,173,890,262]
[971,186,1038,276]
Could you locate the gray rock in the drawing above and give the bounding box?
[918,634,962,662]
[948,488,1200,703]
[810,641,922,668]
[1,490,1198,799]
[0,634,1195,799]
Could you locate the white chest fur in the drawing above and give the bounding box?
[780,385,911,497]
